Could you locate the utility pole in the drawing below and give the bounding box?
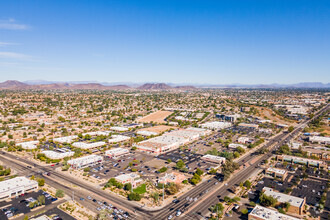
[163,173,167,204]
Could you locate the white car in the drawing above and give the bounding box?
[168,215,173,219]
[176,210,182,216]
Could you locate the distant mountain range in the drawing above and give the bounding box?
[0,80,329,90]
[0,80,131,90]
[0,80,196,91]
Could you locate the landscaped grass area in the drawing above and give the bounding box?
[133,184,146,194]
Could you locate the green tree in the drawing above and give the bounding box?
[158,167,168,173]
[37,178,45,186]
[176,159,185,169]
[244,180,252,189]
[124,183,132,191]
[195,168,204,176]
[241,208,248,215]
[288,126,294,132]
[260,194,277,207]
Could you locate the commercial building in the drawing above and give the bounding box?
[110,126,129,132]
[53,135,78,144]
[265,167,287,180]
[249,205,300,220]
[158,172,186,184]
[238,123,259,129]
[309,136,330,145]
[108,135,130,143]
[216,114,241,122]
[72,141,106,149]
[302,146,330,161]
[105,148,129,158]
[83,131,111,136]
[228,143,247,150]
[200,121,232,130]
[136,130,158,136]
[67,155,103,169]
[134,127,208,154]
[276,155,327,169]
[201,154,226,164]
[290,142,302,149]
[16,141,39,150]
[0,177,38,201]
[115,173,143,188]
[238,136,252,144]
[263,187,306,215]
[42,149,74,159]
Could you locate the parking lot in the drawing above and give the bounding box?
[85,151,160,182]
[291,179,327,205]
[0,190,57,219]
[33,207,76,220]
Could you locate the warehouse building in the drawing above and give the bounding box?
[263,187,306,215]
[309,136,330,145]
[134,127,208,154]
[105,148,129,158]
[108,135,130,143]
[0,177,38,201]
[72,141,106,149]
[200,121,232,130]
[42,149,74,159]
[16,141,39,150]
[53,135,78,144]
[249,205,300,220]
[83,131,111,136]
[67,155,103,169]
[136,130,158,136]
[110,126,129,132]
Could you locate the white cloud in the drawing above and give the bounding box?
[0,52,33,60]
[0,19,30,30]
[0,42,18,47]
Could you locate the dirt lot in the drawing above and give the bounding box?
[139,125,177,134]
[138,110,172,123]
[255,106,297,126]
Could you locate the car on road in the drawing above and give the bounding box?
[168,215,173,219]
[87,196,92,199]
[172,199,179,204]
[176,210,182,216]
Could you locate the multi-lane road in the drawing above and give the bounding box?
[0,104,328,220]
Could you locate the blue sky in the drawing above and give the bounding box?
[0,0,329,84]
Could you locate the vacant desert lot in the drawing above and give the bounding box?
[255,106,297,126]
[139,125,177,134]
[138,110,172,123]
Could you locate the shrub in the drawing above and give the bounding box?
[128,192,141,201]
[55,189,65,198]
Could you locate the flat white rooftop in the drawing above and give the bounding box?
[0,177,37,194]
[266,167,287,175]
[250,205,300,220]
[263,187,304,208]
